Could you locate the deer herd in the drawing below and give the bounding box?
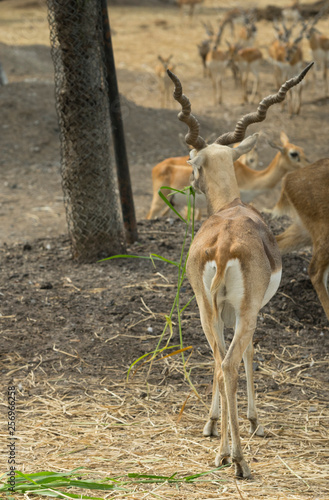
[148,3,329,481]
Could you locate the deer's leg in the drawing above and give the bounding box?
[323,57,328,96]
[243,341,264,436]
[206,317,231,463]
[164,84,169,108]
[200,307,223,437]
[146,186,170,220]
[249,70,259,104]
[213,314,230,464]
[276,222,312,255]
[308,243,329,321]
[274,65,281,89]
[218,75,222,104]
[242,71,249,103]
[197,299,230,461]
[287,88,294,116]
[202,58,207,78]
[221,315,258,478]
[211,75,217,105]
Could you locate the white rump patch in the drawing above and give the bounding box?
[203,260,217,303]
[261,268,282,308]
[223,259,245,311]
[203,258,244,327]
[202,260,281,324]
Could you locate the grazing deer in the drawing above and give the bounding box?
[272,158,329,321]
[166,63,312,478]
[155,55,175,108]
[146,142,259,220]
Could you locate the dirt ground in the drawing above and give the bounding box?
[0,0,329,498]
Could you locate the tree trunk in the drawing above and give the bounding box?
[47,0,125,261]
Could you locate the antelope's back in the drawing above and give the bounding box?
[187,199,282,287]
[283,159,329,220]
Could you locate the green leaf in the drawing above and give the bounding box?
[158,191,186,222]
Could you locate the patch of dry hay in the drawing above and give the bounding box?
[0,344,329,500]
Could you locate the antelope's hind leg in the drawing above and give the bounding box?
[243,341,264,436]
[197,297,231,463]
[220,316,260,478]
[308,241,329,321]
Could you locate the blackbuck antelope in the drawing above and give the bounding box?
[304,7,329,94]
[268,25,305,114]
[236,12,258,48]
[167,62,312,478]
[237,130,309,202]
[146,142,259,220]
[198,22,214,77]
[272,159,329,321]
[219,8,257,44]
[227,43,263,103]
[155,56,175,108]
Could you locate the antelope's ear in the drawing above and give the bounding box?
[280,131,289,145]
[187,151,204,180]
[232,133,259,161]
[267,139,284,153]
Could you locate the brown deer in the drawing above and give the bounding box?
[268,22,305,114]
[226,42,263,103]
[146,141,259,220]
[304,6,329,94]
[272,158,329,321]
[146,132,308,219]
[155,55,175,108]
[198,22,214,77]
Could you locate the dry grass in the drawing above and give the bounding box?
[1,344,329,500]
[1,1,329,499]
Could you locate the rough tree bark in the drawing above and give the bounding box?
[47,0,126,262]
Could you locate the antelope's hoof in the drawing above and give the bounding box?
[203,419,219,437]
[249,420,265,437]
[254,424,265,437]
[234,459,252,479]
[215,453,231,467]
